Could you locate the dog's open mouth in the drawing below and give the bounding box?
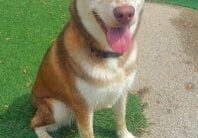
[92,11,132,54]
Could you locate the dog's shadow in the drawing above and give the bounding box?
[0,93,121,138]
[0,93,37,138]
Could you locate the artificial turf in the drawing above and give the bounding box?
[0,0,147,137]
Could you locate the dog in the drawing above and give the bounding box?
[31,0,144,138]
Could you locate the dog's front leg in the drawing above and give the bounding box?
[75,110,94,138]
[113,92,135,138]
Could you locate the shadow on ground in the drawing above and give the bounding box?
[0,94,146,138]
[171,9,198,66]
[0,94,36,138]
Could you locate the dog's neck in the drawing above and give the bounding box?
[70,0,122,58]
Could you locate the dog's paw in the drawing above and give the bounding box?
[117,130,135,138]
[38,135,53,138]
[35,129,53,138]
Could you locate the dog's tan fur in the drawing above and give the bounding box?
[31,0,144,138]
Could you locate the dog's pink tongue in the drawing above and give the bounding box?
[107,27,131,53]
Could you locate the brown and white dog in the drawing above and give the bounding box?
[31,0,144,138]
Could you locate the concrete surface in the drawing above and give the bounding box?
[134,3,198,138]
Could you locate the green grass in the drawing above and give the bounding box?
[148,0,198,10]
[0,0,147,137]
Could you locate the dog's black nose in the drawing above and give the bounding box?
[113,5,135,25]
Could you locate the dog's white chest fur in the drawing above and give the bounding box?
[76,56,136,110]
[76,71,136,110]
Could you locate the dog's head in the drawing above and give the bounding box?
[76,0,144,53]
